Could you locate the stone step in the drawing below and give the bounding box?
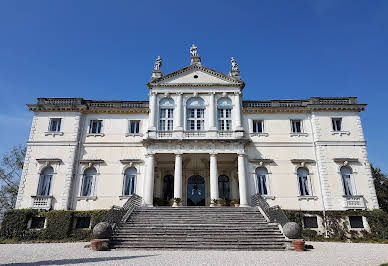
[111,236,286,241]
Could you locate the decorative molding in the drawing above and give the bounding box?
[331,131,351,136]
[291,159,315,166]
[44,132,64,136]
[249,159,274,166]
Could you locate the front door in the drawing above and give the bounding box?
[187,175,205,206]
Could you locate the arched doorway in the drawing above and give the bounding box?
[187,175,205,206]
[163,175,173,200]
[218,175,230,202]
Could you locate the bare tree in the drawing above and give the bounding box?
[0,145,26,220]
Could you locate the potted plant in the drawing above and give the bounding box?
[292,240,305,251]
[210,198,217,207]
[216,198,225,207]
[172,197,182,207]
[230,198,240,207]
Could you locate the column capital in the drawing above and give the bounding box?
[175,152,183,157]
[234,91,242,96]
[149,91,157,97]
[175,92,183,96]
[237,151,247,157]
[209,92,216,96]
[145,153,155,158]
[209,151,218,156]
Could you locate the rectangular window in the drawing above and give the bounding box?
[128,120,140,134]
[75,217,91,229]
[37,174,52,196]
[159,109,173,131]
[332,118,342,131]
[291,120,302,133]
[89,120,102,134]
[349,216,364,229]
[252,120,264,133]
[48,118,61,132]
[303,216,318,229]
[187,108,204,131]
[218,109,232,131]
[30,217,46,229]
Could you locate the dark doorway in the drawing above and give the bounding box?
[187,175,205,206]
[163,175,173,200]
[218,175,230,202]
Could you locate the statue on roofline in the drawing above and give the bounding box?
[154,56,162,71]
[231,57,239,71]
[190,44,198,56]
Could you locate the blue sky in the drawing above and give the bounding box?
[0,1,387,172]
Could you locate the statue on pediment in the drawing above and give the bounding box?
[154,56,162,71]
[231,57,239,71]
[190,44,198,56]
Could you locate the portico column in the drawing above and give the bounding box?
[210,153,219,206]
[238,153,249,207]
[148,92,157,131]
[175,93,183,131]
[209,92,216,131]
[144,153,155,207]
[173,153,182,207]
[234,92,243,131]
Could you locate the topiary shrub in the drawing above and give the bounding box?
[41,211,73,239]
[302,229,318,240]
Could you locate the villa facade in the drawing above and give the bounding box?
[16,46,379,215]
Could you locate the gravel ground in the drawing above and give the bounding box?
[0,241,387,266]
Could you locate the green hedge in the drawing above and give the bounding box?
[0,209,109,241]
[285,209,388,240]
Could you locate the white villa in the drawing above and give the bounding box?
[16,45,379,216]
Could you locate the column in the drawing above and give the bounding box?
[175,93,183,131]
[144,153,155,207]
[210,153,219,206]
[173,153,182,207]
[234,92,243,131]
[209,92,216,131]
[238,153,249,207]
[148,92,157,131]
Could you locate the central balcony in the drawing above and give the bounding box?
[147,130,245,140]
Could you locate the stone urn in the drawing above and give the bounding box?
[282,222,304,252]
[91,222,113,251]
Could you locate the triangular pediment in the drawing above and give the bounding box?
[147,64,244,88]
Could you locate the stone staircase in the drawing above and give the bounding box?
[110,207,288,250]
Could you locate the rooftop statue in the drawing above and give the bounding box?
[190,44,198,56]
[154,56,162,71]
[231,57,239,71]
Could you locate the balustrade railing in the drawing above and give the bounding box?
[343,195,366,209]
[31,196,53,210]
[251,194,289,226]
[102,194,142,229]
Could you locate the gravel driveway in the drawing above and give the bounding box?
[0,241,387,266]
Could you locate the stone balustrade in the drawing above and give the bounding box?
[31,196,53,210]
[148,130,244,140]
[343,195,366,209]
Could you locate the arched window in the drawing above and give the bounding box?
[256,167,268,195]
[218,175,230,201]
[297,168,310,196]
[37,167,53,196]
[217,97,232,131]
[159,98,174,131]
[123,167,137,196]
[186,97,205,131]
[341,166,353,196]
[81,167,97,197]
[163,175,173,200]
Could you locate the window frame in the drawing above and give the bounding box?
[332,118,343,132]
[128,120,141,134]
[37,167,54,196]
[48,118,62,132]
[80,167,97,197]
[252,120,264,133]
[291,119,303,133]
[89,120,103,134]
[217,108,232,131]
[297,167,311,196]
[122,167,137,196]
[186,108,205,131]
[255,167,269,196]
[159,108,174,131]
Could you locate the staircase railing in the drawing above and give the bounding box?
[102,194,142,229]
[251,194,289,226]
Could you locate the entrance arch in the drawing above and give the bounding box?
[187,175,205,206]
